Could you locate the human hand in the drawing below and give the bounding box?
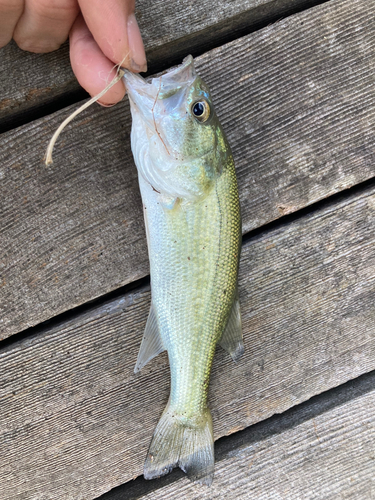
[0,0,147,105]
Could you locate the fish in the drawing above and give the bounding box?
[123,55,243,485]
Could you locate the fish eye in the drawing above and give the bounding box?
[191,100,210,123]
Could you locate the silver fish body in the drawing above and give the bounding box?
[124,56,243,485]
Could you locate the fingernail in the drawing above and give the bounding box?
[97,100,117,108]
[127,13,147,72]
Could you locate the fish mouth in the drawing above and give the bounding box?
[123,55,197,117]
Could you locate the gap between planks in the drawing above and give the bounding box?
[1,0,374,340]
[1,181,375,499]
[0,0,332,134]
[1,174,374,354]
[96,369,375,500]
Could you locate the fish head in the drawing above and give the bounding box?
[124,56,230,201]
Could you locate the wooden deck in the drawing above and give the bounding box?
[1,0,374,498]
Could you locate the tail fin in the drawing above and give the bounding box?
[144,404,214,485]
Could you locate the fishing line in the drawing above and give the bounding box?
[152,76,170,156]
[45,58,128,166]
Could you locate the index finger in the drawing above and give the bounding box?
[69,14,126,106]
[78,0,147,72]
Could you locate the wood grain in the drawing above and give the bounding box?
[1,184,374,499]
[132,375,375,500]
[1,0,374,340]
[0,0,319,125]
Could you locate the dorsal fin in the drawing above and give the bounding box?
[219,290,244,362]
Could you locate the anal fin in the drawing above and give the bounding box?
[219,290,244,362]
[134,304,165,373]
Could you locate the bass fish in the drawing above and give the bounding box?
[123,55,243,485]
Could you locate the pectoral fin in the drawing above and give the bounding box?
[134,304,165,373]
[219,291,244,362]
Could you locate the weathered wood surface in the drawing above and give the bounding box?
[1,0,374,340]
[0,0,319,125]
[129,374,375,500]
[1,184,374,499]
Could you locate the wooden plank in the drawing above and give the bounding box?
[0,0,318,125]
[1,184,375,499]
[129,375,375,500]
[1,0,374,340]
[0,41,78,133]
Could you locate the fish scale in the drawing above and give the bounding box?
[141,164,240,413]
